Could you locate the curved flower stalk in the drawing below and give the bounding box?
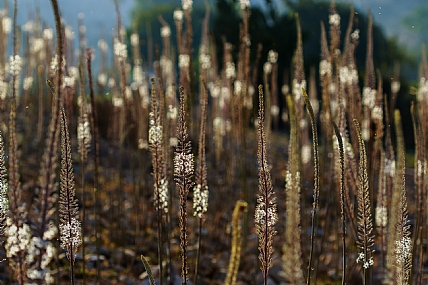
[60,106,82,284]
[225,200,248,285]
[255,85,278,285]
[174,87,194,285]
[354,119,374,284]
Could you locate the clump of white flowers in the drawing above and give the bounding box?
[9,55,22,76]
[193,184,208,218]
[114,38,127,59]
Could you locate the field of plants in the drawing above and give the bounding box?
[0,0,426,284]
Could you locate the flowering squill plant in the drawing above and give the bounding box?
[255,85,278,285]
[174,87,194,285]
[59,106,82,285]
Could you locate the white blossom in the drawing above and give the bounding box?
[375,206,388,227]
[43,28,53,40]
[2,17,11,34]
[9,55,22,76]
[199,53,211,69]
[395,237,412,264]
[193,184,209,218]
[131,33,139,47]
[182,0,193,11]
[268,50,278,63]
[301,144,312,164]
[225,61,236,79]
[319,60,331,77]
[98,73,107,86]
[59,217,82,261]
[351,29,360,41]
[263,62,272,74]
[391,81,401,93]
[174,9,184,21]
[23,76,34,91]
[363,87,376,109]
[160,26,171,38]
[174,152,194,176]
[179,54,190,68]
[98,39,108,53]
[329,13,340,27]
[114,38,127,58]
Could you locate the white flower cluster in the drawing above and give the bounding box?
[63,76,76,88]
[301,144,312,164]
[149,124,163,144]
[240,0,250,10]
[329,13,340,27]
[268,50,278,64]
[5,218,31,258]
[98,73,107,86]
[59,217,82,261]
[182,0,193,11]
[254,196,278,227]
[339,66,358,85]
[2,17,11,34]
[0,180,7,223]
[269,105,279,117]
[0,80,8,100]
[292,79,306,101]
[167,105,178,120]
[356,252,374,269]
[160,26,171,38]
[43,28,54,40]
[23,76,34,91]
[371,106,383,120]
[225,61,236,79]
[26,233,57,284]
[263,62,272,74]
[395,236,412,264]
[362,87,376,109]
[384,159,395,177]
[78,116,92,145]
[375,206,388,227]
[9,55,22,76]
[114,38,127,59]
[234,80,242,95]
[193,184,209,218]
[199,53,211,70]
[112,96,123,108]
[50,54,66,72]
[174,152,194,176]
[179,54,190,68]
[319,60,331,77]
[31,38,45,54]
[130,33,139,47]
[155,179,169,213]
[351,29,360,41]
[391,81,401,93]
[174,9,184,21]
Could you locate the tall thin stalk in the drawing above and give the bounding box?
[255,85,278,285]
[333,122,346,285]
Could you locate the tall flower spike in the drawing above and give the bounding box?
[0,132,8,235]
[174,87,194,285]
[59,106,82,283]
[354,119,375,279]
[255,85,278,284]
